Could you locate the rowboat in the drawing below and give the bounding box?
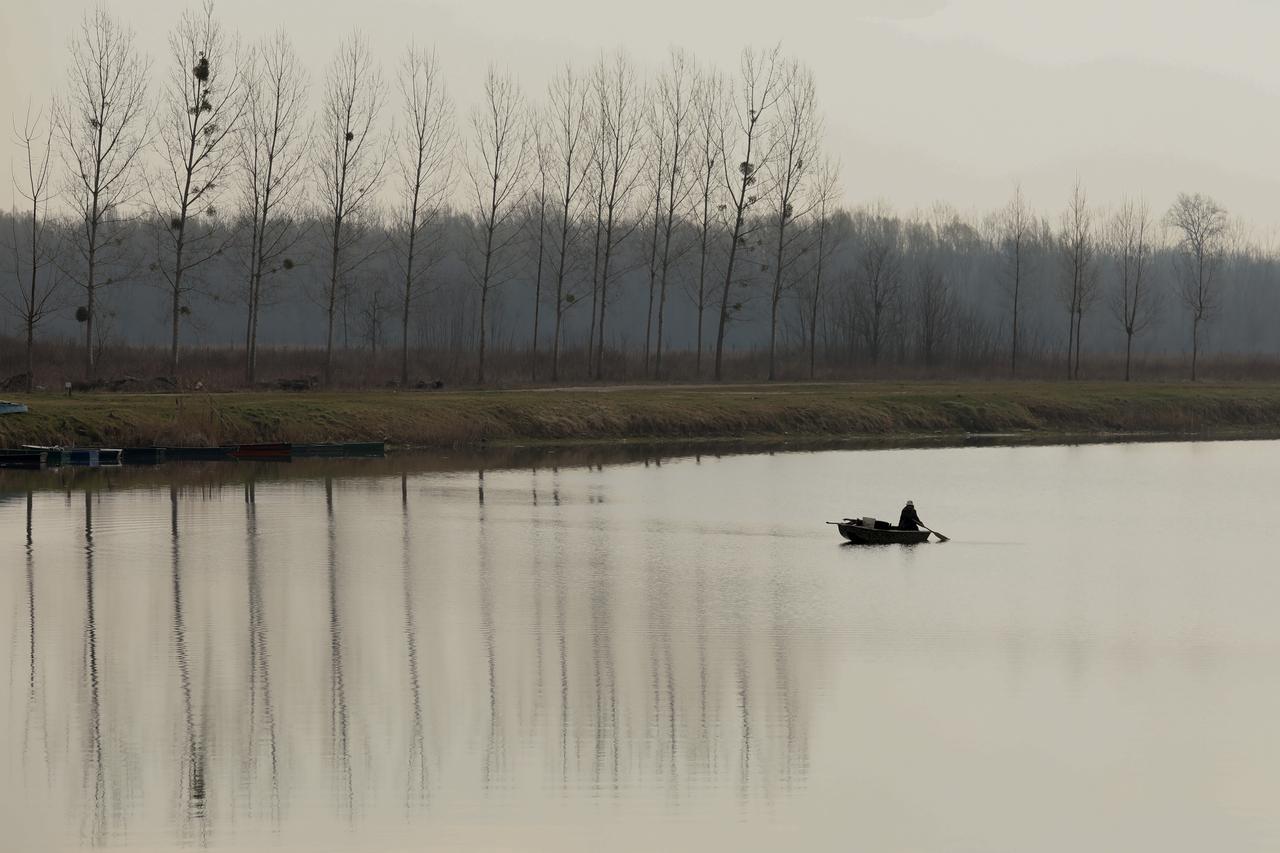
[835,517,931,545]
[0,401,28,416]
[229,442,292,461]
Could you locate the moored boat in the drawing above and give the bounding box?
[22,445,69,465]
[67,448,100,466]
[23,445,110,466]
[0,449,45,469]
[229,442,292,461]
[19,445,124,467]
[121,447,167,464]
[834,517,931,545]
[161,446,234,461]
[293,441,386,458]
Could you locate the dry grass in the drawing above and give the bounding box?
[10,335,1280,391]
[4,381,1280,448]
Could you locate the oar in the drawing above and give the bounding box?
[920,524,950,543]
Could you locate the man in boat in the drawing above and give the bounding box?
[897,500,923,531]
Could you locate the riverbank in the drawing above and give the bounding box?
[3,382,1280,448]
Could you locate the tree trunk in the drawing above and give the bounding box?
[695,232,707,378]
[643,202,661,377]
[325,218,342,387]
[27,200,37,392]
[695,302,704,377]
[478,286,488,385]
[768,293,780,381]
[808,302,818,381]
[767,219,787,382]
[244,221,260,385]
[551,307,562,383]
[594,210,617,382]
[695,176,711,379]
[401,303,411,388]
[808,224,826,382]
[869,305,881,366]
[1065,309,1075,380]
[551,202,571,384]
[402,217,417,388]
[1191,316,1199,381]
[84,221,98,380]
[85,277,96,379]
[171,285,181,380]
[1125,331,1133,382]
[655,215,675,379]
[587,213,603,372]
[1010,269,1019,379]
[530,202,545,382]
[245,172,270,386]
[654,282,668,379]
[1075,311,1084,379]
[26,322,35,393]
[244,292,255,385]
[248,272,261,386]
[715,206,745,382]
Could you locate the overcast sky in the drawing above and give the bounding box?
[3,0,1278,231]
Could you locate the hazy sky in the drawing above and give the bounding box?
[3,0,1278,230]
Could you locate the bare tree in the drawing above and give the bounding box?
[150,1,244,378]
[525,120,549,380]
[999,182,1034,377]
[464,66,527,384]
[687,67,725,377]
[800,156,840,379]
[764,61,819,381]
[57,8,150,378]
[714,45,788,381]
[913,259,955,367]
[544,65,593,382]
[317,32,387,386]
[651,48,696,379]
[5,105,63,390]
[585,127,605,365]
[640,93,666,376]
[239,30,309,385]
[1057,179,1097,379]
[1166,192,1229,381]
[590,50,644,380]
[1106,198,1157,381]
[359,276,390,354]
[854,208,903,365]
[394,45,452,386]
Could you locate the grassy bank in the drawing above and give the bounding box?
[3,382,1280,449]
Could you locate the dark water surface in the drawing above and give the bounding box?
[3,440,1279,852]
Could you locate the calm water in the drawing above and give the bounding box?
[3,440,1279,852]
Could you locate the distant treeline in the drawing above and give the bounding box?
[4,4,1277,390]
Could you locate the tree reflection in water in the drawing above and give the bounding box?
[4,456,822,847]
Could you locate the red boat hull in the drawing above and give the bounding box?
[229,442,292,461]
